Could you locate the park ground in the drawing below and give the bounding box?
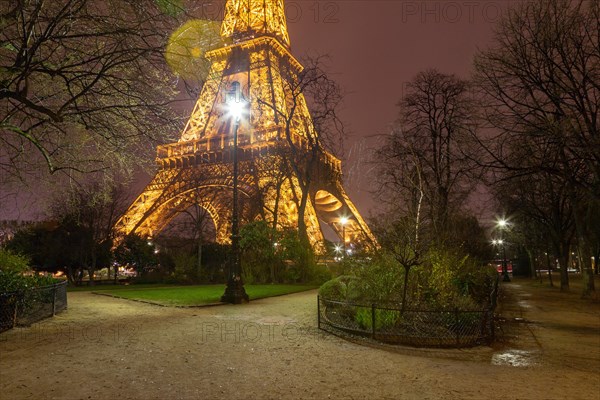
[0,276,599,399]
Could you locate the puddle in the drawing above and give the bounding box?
[491,349,539,367]
[518,300,532,308]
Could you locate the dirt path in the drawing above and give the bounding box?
[1,280,599,400]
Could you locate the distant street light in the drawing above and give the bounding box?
[221,81,249,304]
[333,244,342,262]
[339,216,349,257]
[495,218,511,282]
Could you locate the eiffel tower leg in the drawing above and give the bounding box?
[311,182,378,251]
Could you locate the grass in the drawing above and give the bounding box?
[93,284,318,306]
[67,283,170,292]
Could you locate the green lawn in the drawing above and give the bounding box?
[68,283,170,292]
[94,284,317,306]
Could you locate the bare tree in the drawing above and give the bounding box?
[474,0,599,294]
[158,190,219,280]
[47,177,130,284]
[494,169,575,290]
[376,69,479,242]
[0,0,182,186]
[373,134,427,301]
[258,55,344,243]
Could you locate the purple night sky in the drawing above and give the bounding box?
[1,1,509,222]
[282,0,505,219]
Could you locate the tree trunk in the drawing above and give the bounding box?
[545,249,554,287]
[401,266,411,312]
[271,178,283,232]
[197,239,203,282]
[297,192,309,244]
[88,253,97,286]
[76,267,84,286]
[66,266,76,286]
[555,244,570,292]
[526,248,537,279]
[579,244,596,298]
[572,205,596,297]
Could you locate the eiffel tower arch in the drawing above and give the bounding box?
[115,0,376,251]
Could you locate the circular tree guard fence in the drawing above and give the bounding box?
[0,281,68,333]
[317,281,499,348]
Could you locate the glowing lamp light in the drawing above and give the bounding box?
[227,99,246,122]
[339,216,349,226]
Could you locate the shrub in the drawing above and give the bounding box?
[278,229,316,283]
[355,307,401,331]
[319,275,362,302]
[353,252,405,303]
[0,249,59,293]
[412,247,497,308]
[170,252,198,283]
[307,263,333,285]
[240,221,279,283]
[323,245,496,310]
[0,249,29,274]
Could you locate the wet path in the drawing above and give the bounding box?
[494,281,600,372]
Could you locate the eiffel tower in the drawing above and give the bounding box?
[115,0,376,251]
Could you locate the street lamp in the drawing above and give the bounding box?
[333,244,342,262]
[496,218,511,282]
[339,216,349,257]
[497,218,508,229]
[493,218,511,282]
[221,81,249,304]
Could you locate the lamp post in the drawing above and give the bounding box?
[221,81,249,304]
[496,218,511,282]
[340,216,348,257]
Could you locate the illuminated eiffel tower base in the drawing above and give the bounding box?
[115,0,376,253]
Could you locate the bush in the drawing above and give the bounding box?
[0,249,29,274]
[240,221,279,283]
[353,253,405,303]
[322,246,496,310]
[412,247,497,308]
[319,275,362,301]
[308,264,332,285]
[0,249,59,293]
[169,252,198,283]
[355,307,401,331]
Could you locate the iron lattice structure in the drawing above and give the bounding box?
[115,0,376,250]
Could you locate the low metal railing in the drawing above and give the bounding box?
[0,281,68,333]
[318,279,499,348]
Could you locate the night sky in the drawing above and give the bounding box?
[2,0,507,222]
[284,0,505,219]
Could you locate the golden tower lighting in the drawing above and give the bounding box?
[115,0,377,255]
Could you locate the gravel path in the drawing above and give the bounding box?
[1,282,599,399]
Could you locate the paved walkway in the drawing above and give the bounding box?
[493,279,600,372]
[0,280,599,399]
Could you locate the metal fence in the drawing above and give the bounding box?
[0,281,68,333]
[318,279,499,348]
